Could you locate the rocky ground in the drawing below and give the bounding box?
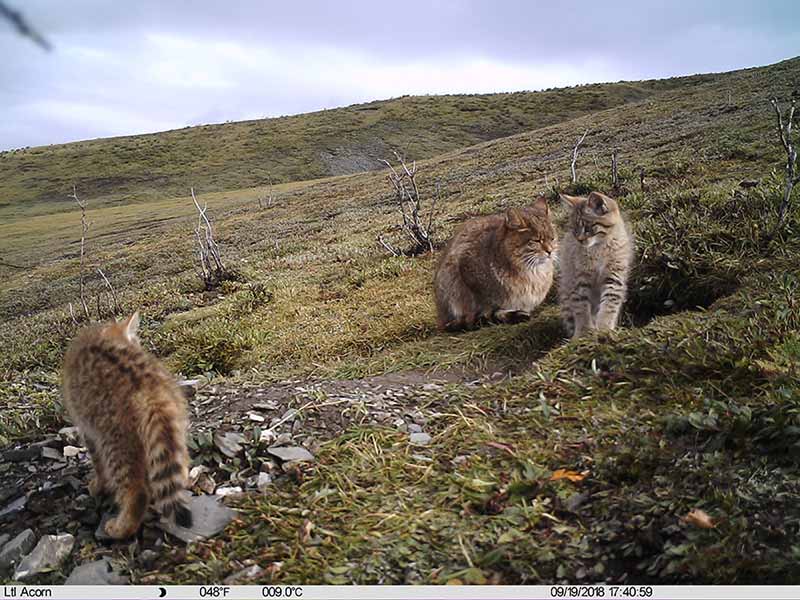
[0,368,503,584]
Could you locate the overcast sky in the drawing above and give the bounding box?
[1,0,798,150]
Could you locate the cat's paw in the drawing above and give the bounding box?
[104,516,137,540]
[495,309,531,324]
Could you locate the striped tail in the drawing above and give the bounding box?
[144,400,193,528]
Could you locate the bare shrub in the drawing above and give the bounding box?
[570,128,589,184]
[258,174,275,209]
[191,187,228,289]
[377,151,436,256]
[611,148,620,192]
[769,96,799,234]
[67,186,120,323]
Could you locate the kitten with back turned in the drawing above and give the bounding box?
[558,191,634,338]
[434,197,557,331]
[62,311,192,539]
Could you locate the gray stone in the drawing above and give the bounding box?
[65,558,128,585]
[2,446,41,462]
[213,431,246,458]
[256,472,273,492]
[0,534,9,552]
[273,432,292,446]
[214,486,243,497]
[13,533,75,581]
[63,445,82,458]
[267,446,314,463]
[409,432,432,446]
[565,492,590,512]
[0,495,28,522]
[224,564,263,584]
[58,426,81,445]
[0,529,36,572]
[41,447,65,461]
[407,423,423,433]
[139,549,159,569]
[157,495,236,543]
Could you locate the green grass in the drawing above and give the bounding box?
[0,67,743,211]
[1,56,800,583]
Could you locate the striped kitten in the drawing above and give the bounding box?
[558,192,634,338]
[62,312,192,539]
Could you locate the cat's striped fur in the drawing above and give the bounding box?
[558,192,634,338]
[434,197,557,331]
[62,312,192,539]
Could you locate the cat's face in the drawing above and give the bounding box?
[561,192,621,246]
[503,197,557,267]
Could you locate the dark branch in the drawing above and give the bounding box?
[0,1,51,51]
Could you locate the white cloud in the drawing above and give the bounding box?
[1,0,797,149]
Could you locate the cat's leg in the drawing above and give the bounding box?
[595,274,626,331]
[103,439,150,540]
[494,309,531,324]
[84,436,110,498]
[568,279,594,338]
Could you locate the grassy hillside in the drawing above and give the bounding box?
[0,71,722,212]
[0,56,799,585]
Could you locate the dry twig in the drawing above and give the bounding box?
[570,128,589,184]
[378,151,436,255]
[68,186,91,320]
[191,187,227,289]
[770,97,799,234]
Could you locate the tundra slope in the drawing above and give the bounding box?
[0,57,799,584]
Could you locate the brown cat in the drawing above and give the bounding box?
[62,312,192,539]
[434,197,557,331]
[558,192,634,338]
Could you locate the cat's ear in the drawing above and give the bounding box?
[533,196,550,214]
[122,311,140,343]
[587,192,610,214]
[505,207,526,230]
[559,193,582,209]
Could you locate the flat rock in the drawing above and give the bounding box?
[215,486,243,497]
[0,529,36,572]
[14,533,75,581]
[224,564,263,584]
[0,495,28,522]
[65,558,128,585]
[41,447,65,461]
[63,445,82,458]
[213,431,246,458]
[247,411,265,422]
[157,495,236,543]
[256,472,273,492]
[409,432,432,446]
[2,446,41,462]
[267,446,314,463]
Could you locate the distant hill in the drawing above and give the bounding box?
[0,68,738,209]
